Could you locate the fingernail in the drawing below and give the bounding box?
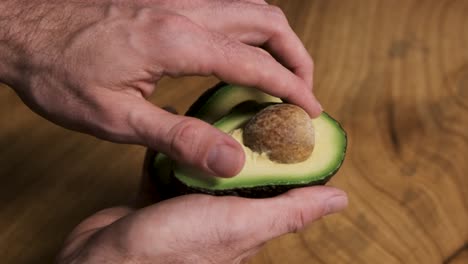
[207,141,244,177]
[325,195,348,215]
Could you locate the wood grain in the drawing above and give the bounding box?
[0,0,467,263]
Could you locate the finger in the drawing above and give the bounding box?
[58,206,134,262]
[264,23,314,88]
[154,17,321,116]
[243,0,267,4]
[66,207,133,242]
[241,186,348,243]
[80,89,244,177]
[258,4,314,87]
[178,1,315,88]
[127,99,245,178]
[208,35,321,116]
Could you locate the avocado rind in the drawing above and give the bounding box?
[185,82,227,117]
[187,83,282,123]
[151,83,347,198]
[170,171,334,198]
[173,108,347,192]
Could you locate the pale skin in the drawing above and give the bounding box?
[57,186,347,263]
[0,1,347,263]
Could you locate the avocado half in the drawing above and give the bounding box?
[151,83,347,198]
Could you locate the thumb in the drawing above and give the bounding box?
[245,186,348,243]
[129,100,245,177]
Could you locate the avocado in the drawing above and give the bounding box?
[151,83,347,198]
[186,82,281,123]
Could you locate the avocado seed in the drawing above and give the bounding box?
[242,104,315,164]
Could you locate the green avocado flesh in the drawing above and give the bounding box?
[152,83,347,198]
[174,107,346,190]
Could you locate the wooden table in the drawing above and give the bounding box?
[1,0,467,263]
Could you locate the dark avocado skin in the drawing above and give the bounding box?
[170,172,335,198]
[150,82,347,199]
[185,82,227,117]
[148,163,335,199]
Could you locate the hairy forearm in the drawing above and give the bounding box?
[0,0,104,88]
[0,0,57,87]
[0,0,29,86]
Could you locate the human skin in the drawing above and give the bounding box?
[57,186,347,264]
[0,1,346,263]
[0,0,321,178]
[53,142,347,264]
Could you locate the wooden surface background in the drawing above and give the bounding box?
[1,0,467,263]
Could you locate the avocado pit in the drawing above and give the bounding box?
[242,104,315,164]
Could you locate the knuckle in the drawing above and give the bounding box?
[212,33,238,61]
[250,64,268,87]
[150,12,193,32]
[268,208,301,234]
[281,193,312,233]
[292,209,307,232]
[249,0,268,4]
[261,5,289,34]
[168,118,205,162]
[306,56,314,71]
[272,79,292,101]
[280,206,307,234]
[264,5,287,22]
[91,106,129,142]
[237,47,271,86]
[211,33,246,72]
[253,47,271,64]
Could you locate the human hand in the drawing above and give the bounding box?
[0,0,320,177]
[57,187,347,264]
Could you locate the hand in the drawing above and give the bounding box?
[0,0,321,177]
[57,187,347,264]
